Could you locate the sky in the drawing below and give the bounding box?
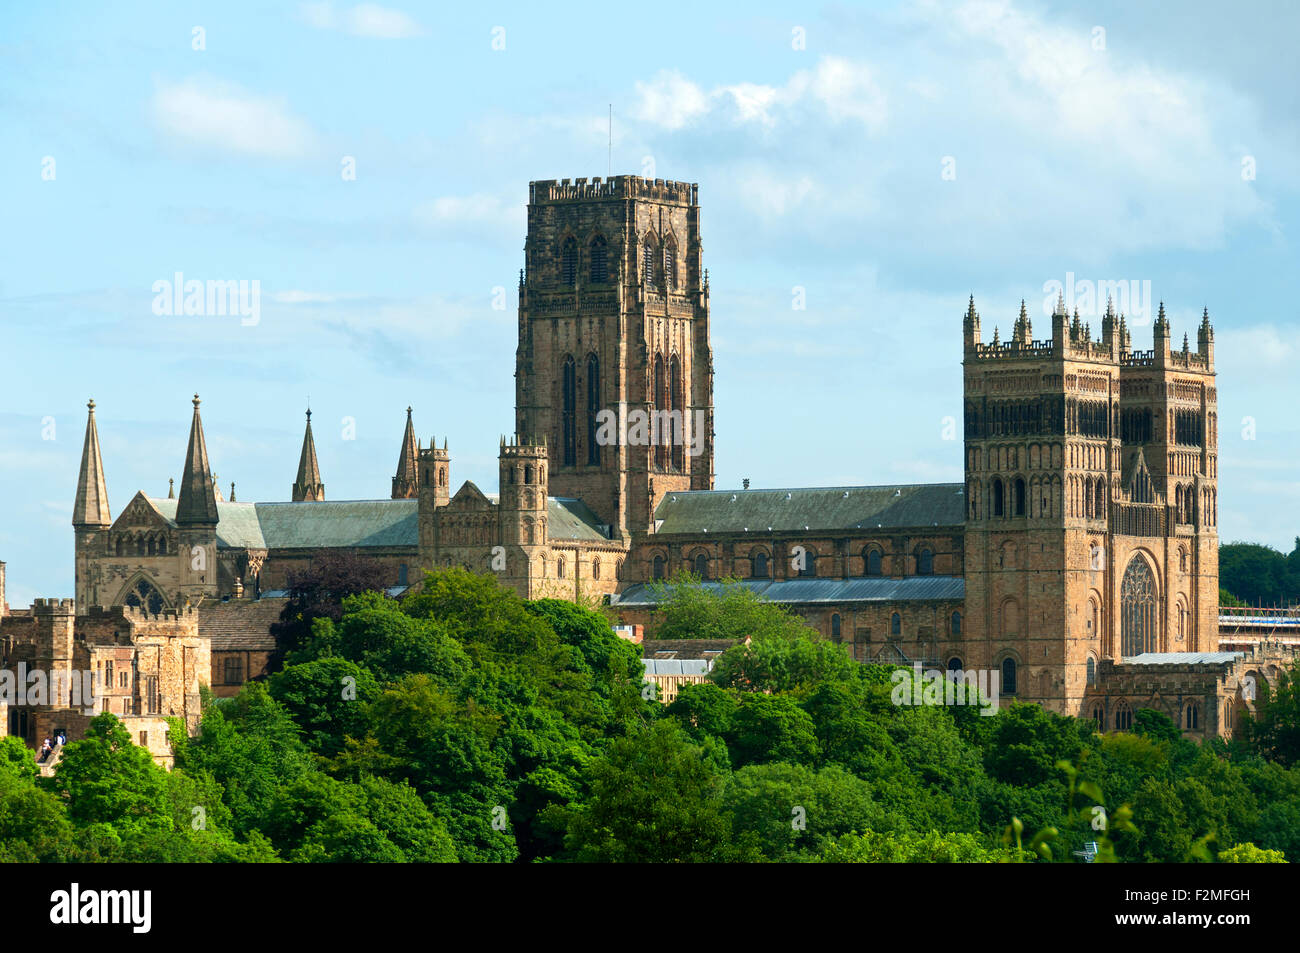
[1,0,1298,606]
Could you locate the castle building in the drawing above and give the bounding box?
[0,173,1293,756]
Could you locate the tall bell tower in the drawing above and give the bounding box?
[515,176,714,540]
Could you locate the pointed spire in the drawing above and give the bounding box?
[168,478,175,499]
[230,482,237,502]
[73,399,111,527]
[392,406,420,499]
[1182,332,1190,352]
[176,394,219,525]
[292,408,324,502]
[1055,290,1067,316]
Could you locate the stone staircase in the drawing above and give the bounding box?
[36,742,63,778]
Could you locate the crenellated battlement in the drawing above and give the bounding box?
[31,598,76,615]
[500,435,548,458]
[530,175,697,206]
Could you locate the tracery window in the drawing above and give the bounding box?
[1121,557,1157,656]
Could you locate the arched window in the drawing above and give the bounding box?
[652,555,665,580]
[147,537,156,556]
[890,612,901,636]
[123,579,166,615]
[918,548,934,575]
[157,536,167,556]
[664,241,677,289]
[136,536,146,556]
[1086,657,1096,687]
[558,557,566,579]
[653,354,667,470]
[865,548,882,576]
[1001,657,1017,695]
[589,234,608,283]
[561,236,577,286]
[592,559,600,580]
[586,353,601,466]
[694,552,708,580]
[752,551,769,578]
[562,355,576,467]
[947,656,963,674]
[991,477,1004,517]
[830,614,842,643]
[115,536,124,556]
[642,236,656,285]
[525,465,534,485]
[1094,478,1106,519]
[1115,700,1133,731]
[951,611,962,637]
[1121,556,1157,656]
[669,356,684,471]
[799,549,817,577]
[1014,478,1026,517]
[1092,705,1105,730]
[1185,702,1199,730]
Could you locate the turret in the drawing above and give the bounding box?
[1153,301,1172,363]
[417,437,450,508]
[1012,299,1031,346]
[963,295,981,353]
[1050,291,1068,354]
[1198,306,1215,367]
[292,408,324,501]
[498,435,548,546]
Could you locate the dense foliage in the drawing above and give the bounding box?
[5,568,1299,862]
[1220,539,1300,606]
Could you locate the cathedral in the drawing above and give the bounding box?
[3,173,1295,755]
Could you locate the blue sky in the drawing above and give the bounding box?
[2,0,1298,605]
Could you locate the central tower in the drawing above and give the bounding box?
[515,176,715,539]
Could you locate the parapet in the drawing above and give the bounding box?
[31,598,76,615]
[530,175,698,206]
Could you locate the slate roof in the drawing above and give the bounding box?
[1121,652,1244,666]
[616,576,965,606]
[652,483,965,535]
[143,493,608,549]
[641,639,740,658]
[198,597,286,651]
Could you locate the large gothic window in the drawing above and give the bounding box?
[124,579,165,615]
[664,241,677,289]
[589,235,608,283]
[653,354,667,470]
[669,355,684,471]
[561,236,577,286]
[562,355,576,467]
[991,477,1004,517]
[1121,556,1158,656]
[586,353,601,466]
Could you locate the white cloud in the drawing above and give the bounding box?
[632,71,712,130]
[300,3,425,39]
[413,193,525,238]
[632,57,887,132]
[151,77,319,159]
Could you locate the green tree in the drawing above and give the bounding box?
[647,573,814,642]
[560,720,748,862]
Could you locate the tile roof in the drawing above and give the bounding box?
[652,483,965,535]
[197,597,286,651]
[616,576,965,606]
